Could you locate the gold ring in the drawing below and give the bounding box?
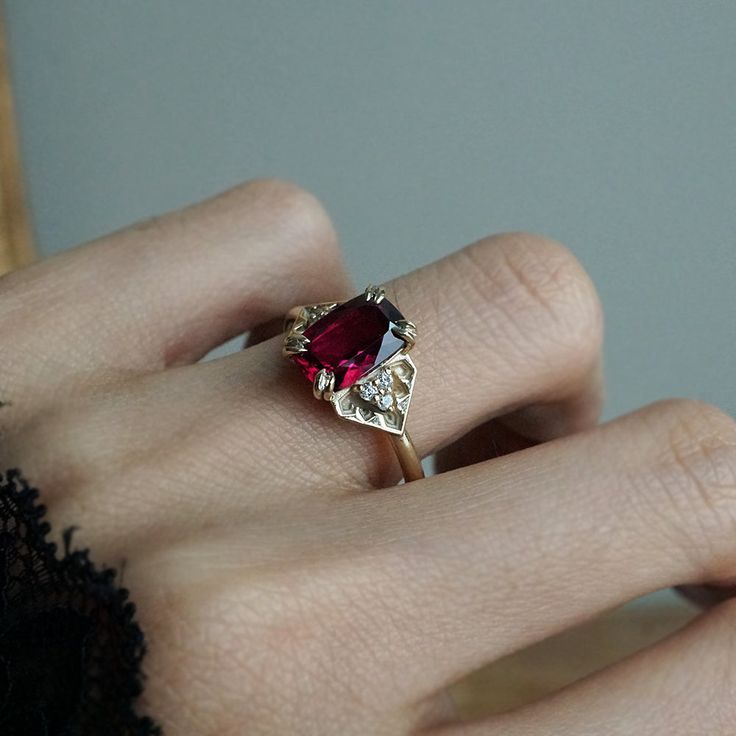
[283,285,423,483]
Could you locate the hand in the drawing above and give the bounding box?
[2,179,734,735]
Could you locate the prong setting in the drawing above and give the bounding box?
[312,368,336,401]
[282,302,338,357]
[392,319,417,352]
[282,334,310,357]
[364,284,386,303]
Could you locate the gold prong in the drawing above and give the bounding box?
[282,334,310,357]
[392,319,416,351]
[364,284,386,303]
[303,302,339,324]
[312,368,335,400]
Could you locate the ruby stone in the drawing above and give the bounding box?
[292,295,406,390]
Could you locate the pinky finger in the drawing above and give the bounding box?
[441,600,736,736]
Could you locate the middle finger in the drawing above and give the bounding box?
[125,398,736,726]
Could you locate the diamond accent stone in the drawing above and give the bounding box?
[359,383,378,401]
[354,365,398,413]
[377,393,393,411]
[377,369,392,390]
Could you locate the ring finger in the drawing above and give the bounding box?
[35,228,604,555]
[220,230,604,492]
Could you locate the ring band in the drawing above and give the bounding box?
[283,285,424,483]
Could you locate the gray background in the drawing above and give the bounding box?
[5,1,735,420]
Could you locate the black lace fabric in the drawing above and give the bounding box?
[0,470,161,736]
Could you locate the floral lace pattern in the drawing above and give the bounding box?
[0,470,160,736]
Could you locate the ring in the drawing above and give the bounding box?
[283,285,424,483]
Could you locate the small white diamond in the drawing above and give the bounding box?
[377,369,392,389]
[377,393,393,411]
[359,383,378,401]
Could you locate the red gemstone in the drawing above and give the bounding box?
[292,295,406,390]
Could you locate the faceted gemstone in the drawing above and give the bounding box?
[292,294,406,390]
[377,369,392,390]
[377,393,393,411]
[359,383,378,401]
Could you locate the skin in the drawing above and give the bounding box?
[1,178,735,735]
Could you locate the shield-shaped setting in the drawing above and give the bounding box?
[330,353,416,435]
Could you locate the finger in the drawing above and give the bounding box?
[188,232,604,494]
[452,600,736,735]
[0,179,350,416]
[435,360,604,472]
[381,399,736,703]
[120,399,736,727]
[16,233,603,556]
[10,233,603,557]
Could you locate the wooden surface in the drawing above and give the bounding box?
[0,7,33,275]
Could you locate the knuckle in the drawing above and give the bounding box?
[659,399,736,486]
[462,232,603,358]
[648,399,736,571]
[238,177,338,252]
[132,178,337,255]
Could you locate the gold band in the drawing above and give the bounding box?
[389,431,424,482]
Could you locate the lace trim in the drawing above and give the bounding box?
[0,469,161,735]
